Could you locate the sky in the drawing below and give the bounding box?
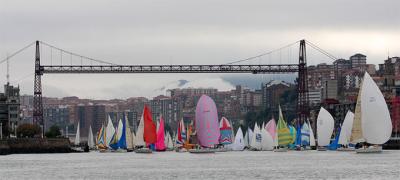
[0,0,399,99]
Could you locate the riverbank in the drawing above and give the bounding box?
[0,138,71,155]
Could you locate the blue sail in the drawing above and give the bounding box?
[300,122,310,146]
[109,133,118,150]
[295,123,302,146]
[117,116,127,149]
[328,127,341,150]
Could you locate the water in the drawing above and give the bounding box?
[1,150,399,180]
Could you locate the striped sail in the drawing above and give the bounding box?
[277,106,292,146]
[219,117,233,145]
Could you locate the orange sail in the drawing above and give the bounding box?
[143,105,157,144]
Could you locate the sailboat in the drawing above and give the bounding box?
[309,121,316,148]
[300,122,310,149]
[250,123,262,151]
[156,116,166,151]
[105,115,116,149]
[88,125,95,150]
[274,105,291,152]
[166,132,174,150]
[96,124,107,150]
[352,72,392,153]
[265,118,277,148]
[219,117,233,146]
[136,105,156,153]
[244,127,253,149]
[288,125,297,149]
[194,95,220,148]
[232,127,245,151]
[316,107,334,151]
[74,123,80,146]
[175,119,186,150]
[110,117,127,152]
[261,122,274,151]
[135,109,145,148]
[125,115,134,152]
[337,111,354,151]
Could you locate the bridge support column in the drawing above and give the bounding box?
[33,41,44,137]
[297,40,310,129]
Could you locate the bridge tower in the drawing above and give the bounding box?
[297,40,309,125]
[33,41,44,135]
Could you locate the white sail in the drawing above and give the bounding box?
[135,110,145,147]
[308,121,316,146]
[250,123,262,150]
[317,107,334,146]
[361,72,392,144]
[131,131,136,147]
[232,127,245,151]
[338,111,354,145]
[244,131,249,147]
[125,116,134,149]
[88,125,95,148]
[116,119,124,142]
[274,130,278,147]
[261,126,274,150]
[167,133,174,149]
[74,123,80,146]
[105,116,115,147]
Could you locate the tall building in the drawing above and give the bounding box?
[262,80,293,111]
[0,83,20,137]
[350,53,367,68]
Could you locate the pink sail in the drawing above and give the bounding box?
[195,95,220,148]
[265,118,277,140]
[155,116,166,151]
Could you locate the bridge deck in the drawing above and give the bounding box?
[40,64,299,74]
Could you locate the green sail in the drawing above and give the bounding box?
[277,105,292,146]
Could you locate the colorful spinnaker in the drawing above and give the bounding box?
[219,117,233,145]
[175,119,185,147]
[195,95,220,148]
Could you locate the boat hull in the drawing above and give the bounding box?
[273,148,288,152]
[337,147,355,152]
[135,148,153,154]
[189,149,215,154]
[356,146,382,153]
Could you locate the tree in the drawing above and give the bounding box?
[17,123,41,138]
[45,125,62,138]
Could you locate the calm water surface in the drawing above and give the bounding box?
[0,150,399,179]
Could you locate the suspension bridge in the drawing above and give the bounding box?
[1,39,337,133]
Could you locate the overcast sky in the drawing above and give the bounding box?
[0,0,399,99]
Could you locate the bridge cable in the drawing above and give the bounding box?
[0,41,36,65]
[39,41,119,65]
[224,40,300,65]
[305,40,337,61]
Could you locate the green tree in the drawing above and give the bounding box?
[17,123,41,138]
[45,125,61,138]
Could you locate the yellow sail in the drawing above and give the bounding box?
[277,105,292,146]
[350,80,364,143]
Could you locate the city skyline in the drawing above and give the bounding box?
[1,0,399,99]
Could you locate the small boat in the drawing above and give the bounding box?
[189,148,215,154]
[232,127,245,151]
[352,73,392,153]
[155,116,166,151]
[275,105,291,152]
[337,147,355,152]
[338,111,354,149]
[317,107,334,149]
[260,122,274,151]
[87,125,95,150]
[249,123,262,151]
[135,148,153,154]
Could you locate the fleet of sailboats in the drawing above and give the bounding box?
[76,72,392,154]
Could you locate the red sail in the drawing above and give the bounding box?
[143,105,157,144]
